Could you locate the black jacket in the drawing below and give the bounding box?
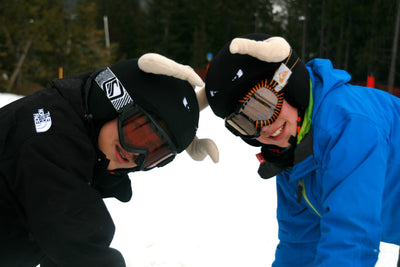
[0,72,131,266]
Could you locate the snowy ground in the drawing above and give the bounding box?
[1,92,399,266]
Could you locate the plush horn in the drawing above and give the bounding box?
[138,53,218,163]
[138,53,204,89]
[229,37,291,63]
[185,136,219,163]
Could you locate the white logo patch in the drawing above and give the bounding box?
[209,90,218,97]
[33,108,52,133]
[183,97,190,110]
[272,63,292,92]
[104,78,123,100]
[232,69,244,81]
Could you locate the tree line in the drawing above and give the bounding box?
[1,0,399,95]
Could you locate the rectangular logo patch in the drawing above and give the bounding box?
[272,63,292,92]
[94,67,133,112]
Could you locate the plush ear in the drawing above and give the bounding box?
[138,53,204,89]
[229,37,291,62]
[138,53,218,163]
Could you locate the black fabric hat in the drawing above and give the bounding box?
[205,33,310,120]
[86,58,199,153]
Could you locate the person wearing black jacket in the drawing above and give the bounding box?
[0,53,218,267]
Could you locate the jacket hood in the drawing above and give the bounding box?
[306,58,351,116]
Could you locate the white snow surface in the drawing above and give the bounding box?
[1,92,398,267]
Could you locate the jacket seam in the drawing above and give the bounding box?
[300,179,322,217]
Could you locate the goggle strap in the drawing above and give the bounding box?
[269,49,300,93]
[268,51,292,91]
[285,50,300,72]
[134,154,146,168]
[284,49,293,65]
[95,67,134,113]
[297,116,302,134]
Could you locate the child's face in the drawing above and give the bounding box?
[98,118,139,171]
[255,99,298,148]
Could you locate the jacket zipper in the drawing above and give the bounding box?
[297,179,322,217]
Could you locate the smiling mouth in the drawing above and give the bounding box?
[270,123,285,137]
[117,146,128,162]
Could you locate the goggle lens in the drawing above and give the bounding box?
[119,107,176,170]
[226,113,258,137]
[225,86,283,138]
[241,87,279,120]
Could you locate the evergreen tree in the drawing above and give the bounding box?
[94,0,145,59]
[0,0,115,94]
[1,0,399,92]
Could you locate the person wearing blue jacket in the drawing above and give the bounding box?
[203,33,400,266]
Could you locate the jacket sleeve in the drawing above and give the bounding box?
[312,115,387,266]
[16,134,126,267]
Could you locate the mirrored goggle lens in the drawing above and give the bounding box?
[119,110,176,170]
[225,87,281,138]
[242,87,278,121]
[225,113,259,137]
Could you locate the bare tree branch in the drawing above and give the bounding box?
[6,39,32,93]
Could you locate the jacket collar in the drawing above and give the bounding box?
[258,128,315,179]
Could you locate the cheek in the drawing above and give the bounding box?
[98,119,119,151]
[281,102,298,123]
[277,102,298,137]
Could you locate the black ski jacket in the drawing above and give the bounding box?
[0,72,131,266]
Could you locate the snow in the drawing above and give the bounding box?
[1,92,398,266]
[0,92,23,107]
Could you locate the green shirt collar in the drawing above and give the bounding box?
[297,80,313,144]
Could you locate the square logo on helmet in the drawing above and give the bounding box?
[103,77,124,100]
[272,63,292,92]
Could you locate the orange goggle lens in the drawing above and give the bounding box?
[118,107,176,170]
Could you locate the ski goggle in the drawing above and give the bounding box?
[118,105,177,171]
[225,79,284,138]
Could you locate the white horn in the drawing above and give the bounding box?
[138,53,204,89]
[229,37,291,63]
[138,53,217,163]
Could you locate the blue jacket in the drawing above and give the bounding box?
[272,58,400,266]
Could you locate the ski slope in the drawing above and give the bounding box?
[1,92,398,267]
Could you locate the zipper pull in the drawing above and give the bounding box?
[297,181,303,203]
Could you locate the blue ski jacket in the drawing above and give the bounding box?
[272,58,400,266]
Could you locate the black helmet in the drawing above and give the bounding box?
[86,58,199,154]
[205,33,310,120]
